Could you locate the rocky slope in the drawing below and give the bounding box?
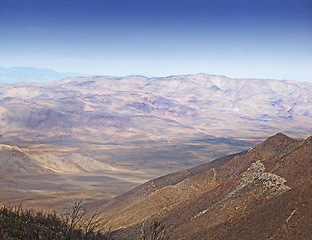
[0,144,114,174]
[97,133,311,239]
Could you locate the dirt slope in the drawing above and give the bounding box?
[99,133,311,239]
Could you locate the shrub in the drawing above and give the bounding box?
[0,201,111,240]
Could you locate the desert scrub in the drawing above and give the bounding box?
[0,202,111,240]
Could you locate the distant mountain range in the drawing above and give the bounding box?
[0,66,90,83]
[0,73,311,148]
[97,133,312,239]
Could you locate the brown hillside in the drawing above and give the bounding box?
[97,151,246,222]
[99,133,311,239]
[190,179,312,240]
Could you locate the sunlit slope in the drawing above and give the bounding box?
[99,133,311,239]
[0,74,311,146]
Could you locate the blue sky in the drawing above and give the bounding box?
[1,0,312,82]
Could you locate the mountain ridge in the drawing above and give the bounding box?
[0,73,311,148]
[0,144,115,174]
[96,133,312,239]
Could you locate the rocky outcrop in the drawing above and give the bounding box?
[237,160,290,195]
[191,160,290,220]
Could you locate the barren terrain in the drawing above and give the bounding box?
[100,133,312,239]
[0,73,311,211]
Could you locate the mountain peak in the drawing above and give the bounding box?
[248,132,298,156]
[263,132,294,144]
[271,132,290,139]
[102,134,312,239]
[303,135,312,144]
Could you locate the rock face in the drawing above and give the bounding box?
[98,133,312,239]
[234,160,290,196]
[191,160,291,221]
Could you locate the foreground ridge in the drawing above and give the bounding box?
[97,133,311,239]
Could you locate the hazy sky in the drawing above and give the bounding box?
[1,0,312,81]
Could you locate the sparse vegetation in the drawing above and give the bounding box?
[141,221,169,240]
[0,201,112,240]
[0,202,171,240]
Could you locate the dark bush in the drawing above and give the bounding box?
[0,202,112,240]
